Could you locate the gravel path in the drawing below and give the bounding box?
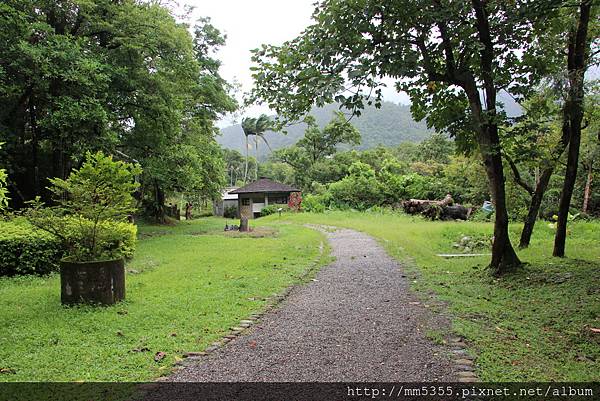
[167,227,456,382]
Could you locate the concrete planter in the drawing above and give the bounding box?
[60,259,125,305]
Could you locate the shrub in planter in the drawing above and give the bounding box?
[0,220,64,276]
[27,151,141,305]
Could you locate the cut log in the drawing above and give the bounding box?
[402,194,471,220]
[442,205,471,220]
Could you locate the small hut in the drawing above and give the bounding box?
[229,178,300,219]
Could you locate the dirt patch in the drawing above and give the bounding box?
[223,227,279,238]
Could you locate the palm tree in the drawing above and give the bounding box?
[252,114,274,180]
[241,114,274,182]
[241,117,257,183]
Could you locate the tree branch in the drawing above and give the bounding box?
[505,155,534,195]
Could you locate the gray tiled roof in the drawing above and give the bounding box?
[229,178,300,194]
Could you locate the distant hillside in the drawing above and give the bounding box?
[217,102,432,159]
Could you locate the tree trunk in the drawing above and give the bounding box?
[464,84,521,274]
[553,0,591,257]
[519,167,553,248]
[244,135,249,183]
[255,136,259,181]
[153,180,166,223]
[468,0,521,275]
[519,120,572,248]
[28,94,40,197]
[483,129,521,274]
[582,161,592,213]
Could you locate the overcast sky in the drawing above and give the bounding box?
[185,0,409,126]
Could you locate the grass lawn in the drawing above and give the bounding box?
[0,217,328,381]
[261,211,600,381]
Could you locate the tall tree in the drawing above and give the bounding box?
[553,0,597,257]
[241,117,257,183]
[241,114,274,182]
[0,1,235,219]
[250,0,559,274]
[274,113,360,189]
[503,86,567,248]
[252,114,275,180]
[579,84,599,214]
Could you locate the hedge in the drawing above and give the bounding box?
[0,220,64,276]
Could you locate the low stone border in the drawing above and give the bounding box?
[448,336,479,382]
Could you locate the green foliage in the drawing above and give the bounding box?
[241,114,275,181]
[56,217,137,262]
[49,152,141,222]
[416,133,455,164]
[0,2,235,215]
[0,219,63,276]
[381,172,445,203]
[441,156,489,205]
[329,162,383,210]
[259,204,289,217]
[302,193,329,213]
[27,152,139,262]
[223,204,237,219]
[298,113,361,162]
[274,113,361,189]
[257,161,295,185]
[224,148,254,186]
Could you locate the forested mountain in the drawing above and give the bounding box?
[218,102,432,158]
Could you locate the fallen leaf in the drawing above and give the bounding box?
[169,332,177,337]
[116,331,124,337]
[248,340,257,349]
[0,368,16,374]
[154,352,166,362]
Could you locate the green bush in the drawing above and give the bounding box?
[68,218,137,261]
[329,162,384,210]
[260,204,289,217]
[0,220,64,276]
[223,204,237,219]
[470,208,494,222]
[27,215,137,262]
[26,151,140,262]
[302,194,327,213]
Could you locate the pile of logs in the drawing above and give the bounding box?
[402,194,472,220]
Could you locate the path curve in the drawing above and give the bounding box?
[168,227,456,381]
